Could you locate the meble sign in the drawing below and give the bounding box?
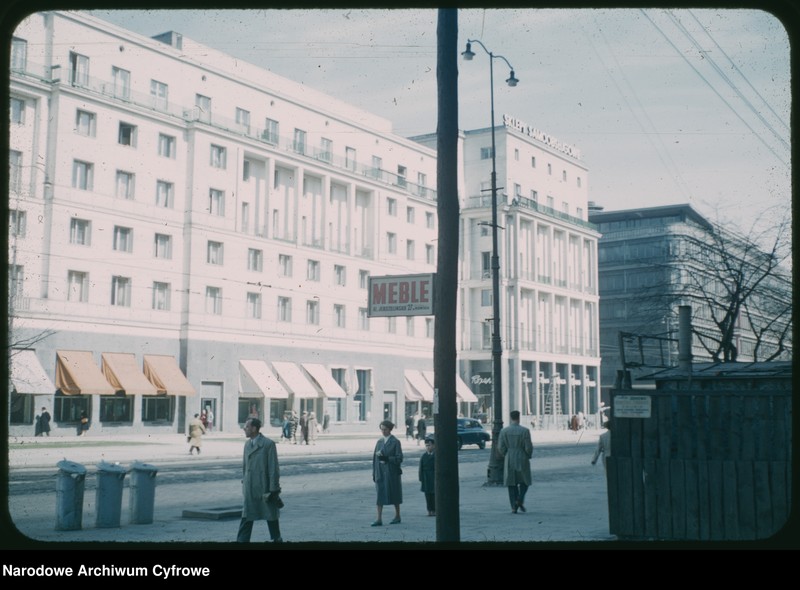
[503,114,581,160]
[368,274,435,317]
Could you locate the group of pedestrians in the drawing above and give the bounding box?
[281,410,326,445]
[404,413,428,445]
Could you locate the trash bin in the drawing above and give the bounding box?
[128,462,158,524]
[95,461,127,528]
[55,460,87,531]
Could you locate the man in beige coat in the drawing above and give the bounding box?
[237,417,283,542]
[497,410,533,514]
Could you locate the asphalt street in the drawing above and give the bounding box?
[5,428,616,548]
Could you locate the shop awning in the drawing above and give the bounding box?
[422,370,479,403]
[239,360,289,399]
[56,350,115,395]
[271,361,319,398]
[10,349,56,394]
[101,353,158,396]
[143,354,196,396]
[404,370,433,402]
[302,363,347,398]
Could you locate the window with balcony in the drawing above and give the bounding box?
[118,122,137,147]
[235,107,251,132]
[334,265,346,286]
[320,138,332,162]
[158,134,176,158]
[152,282,171,311]
[156,181,174,208]
[293,128,306,154]
[69,218,91,245]
[115,171,135,200]
[195,94,212,121]
[208,189,225,216]
[10,98,25,124]
[150,80,168,110]
[113,226,133,253]
[72,160,93,190]
[67,270,89,302]
[205,286,222,314]
[75,109,96,136]
[306,300,320,325]
[307,260,320,281]
[112,67,131,100]
[69,51,88,85]
[264,118,279,144]
[210,144,227,169]
[111,276,131,307]
[371,155,382,179]
[345,147,356,171]
[334,304,346,328]
[278,297,292,322]
[207,241,224,265]
[397,165,407,188]
[154,233,172,259]
[531,190,538,203]
[9,150,22,192]
[247,292,262,319]
[278,254,293,277]
[11,37,27,71]
[9,209,26,238]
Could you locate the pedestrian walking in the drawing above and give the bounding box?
[419,435,435,516]
[371,420,403,526]
[299,410,309,445]
[289,410,299,444]
[237,417,283,543]
[497,410,533,514]
[322,410,330,434]
[35,407,51,437]
[416,414,427,445]
[281,412,292,443]
[591,419,612,472]
[405,415,415,440]
[188,413,206,455]
[308,411,319,445]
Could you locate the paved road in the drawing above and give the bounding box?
[5,429,616,547]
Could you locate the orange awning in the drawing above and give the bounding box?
[143,355,196,396]
[56,350,115,395]
[102,353,159,396]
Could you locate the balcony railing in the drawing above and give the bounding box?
[465,193,597,231]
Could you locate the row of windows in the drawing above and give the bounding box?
[510,147,583,188]
[385,198,435,229]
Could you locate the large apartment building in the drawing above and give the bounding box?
[8,11,600,436]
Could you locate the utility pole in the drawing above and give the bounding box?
[433,7,460,543]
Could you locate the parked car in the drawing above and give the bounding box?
[456,418,491,450]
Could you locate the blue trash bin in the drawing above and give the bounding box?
[95,461,126,528]
[128,462,158,524]
[55,460,87,531]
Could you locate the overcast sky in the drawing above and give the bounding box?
[84,8,790,232]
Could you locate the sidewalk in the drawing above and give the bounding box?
[5,428,616,547]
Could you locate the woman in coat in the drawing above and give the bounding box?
[371,420,403,526]
[188,413,206,455]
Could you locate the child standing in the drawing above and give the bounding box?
[419,435,436,516]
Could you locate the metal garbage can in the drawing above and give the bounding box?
[128,462,158,524]
[55,460,87,531]
[95,461,127,528]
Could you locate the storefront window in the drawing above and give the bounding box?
[10,393,34,424]
[269,399,287,428]
[239,398,263,425]
[100,395,133,423]
[142,396,174,422]
[54,393,90,423]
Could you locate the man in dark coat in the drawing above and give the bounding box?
[35,407,51,436]
[371,420,403,526]
[497,410,533,514]
[237,417,283,543]
[419,435,435,516]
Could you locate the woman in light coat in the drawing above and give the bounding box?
[188,413,206,455]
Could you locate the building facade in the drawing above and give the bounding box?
[8,11,601,436]
[589,204,792,397]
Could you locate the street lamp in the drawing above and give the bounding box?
[462,39,518,485]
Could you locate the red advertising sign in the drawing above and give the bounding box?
[368,274,435,317]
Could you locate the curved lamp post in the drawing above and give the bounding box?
[462,39,518,484]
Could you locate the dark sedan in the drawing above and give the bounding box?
[456,418,491,450]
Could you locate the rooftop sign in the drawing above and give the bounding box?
[368,274,435,317]
[503,114,581,160]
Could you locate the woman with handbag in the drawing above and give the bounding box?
[188,413,206,455]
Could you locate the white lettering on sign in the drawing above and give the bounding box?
[368,274,435,317]
[503,114,581,160]
[471,375,492,385]
[614,395,652,419]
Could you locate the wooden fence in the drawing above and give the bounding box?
[607,387,792,540]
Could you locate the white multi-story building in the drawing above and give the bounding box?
[8,11,600,436]
[415,118,602,427]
